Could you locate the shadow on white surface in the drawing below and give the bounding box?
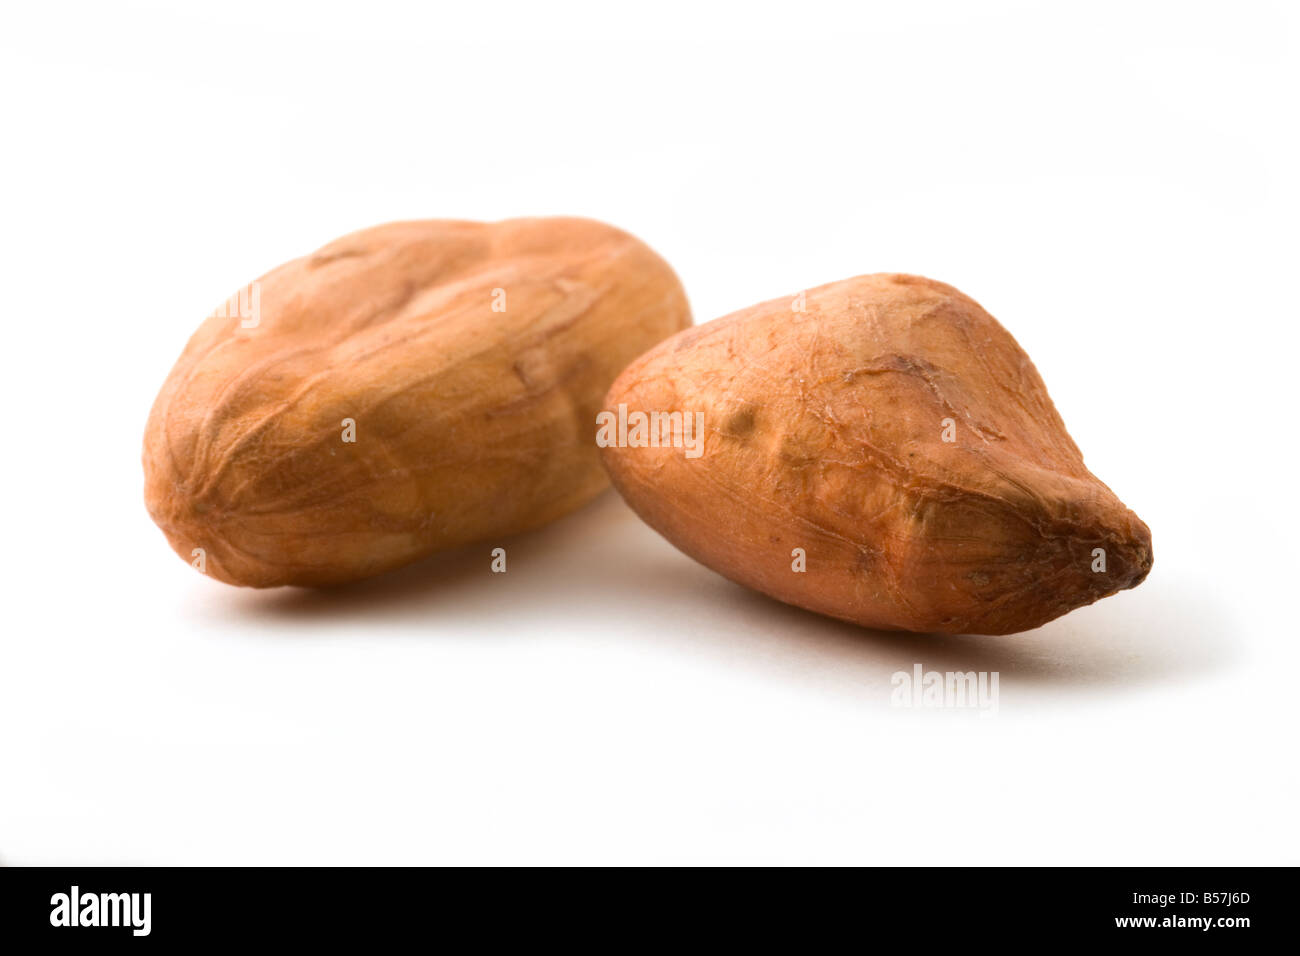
[217,490,1232,697]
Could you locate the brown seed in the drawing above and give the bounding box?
[143,217,691,587]
[600,273,1152,635]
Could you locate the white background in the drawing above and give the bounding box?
[1,0,1296,865]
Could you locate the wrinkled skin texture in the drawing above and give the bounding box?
[601,274,1152,635]
[144,217,691,587]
